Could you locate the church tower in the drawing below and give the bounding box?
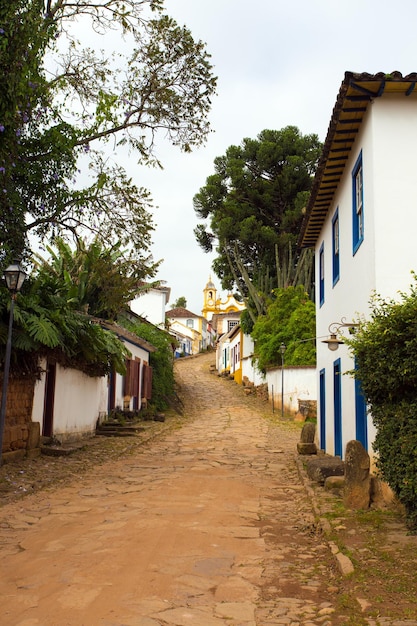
[202,276,219,320]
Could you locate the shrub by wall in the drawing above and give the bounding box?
[349,281,417,531]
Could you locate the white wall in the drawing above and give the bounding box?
[53,366,105,440]
[315,96,417,459]
[241,334,265,386]
[130,289,166,326]
[32,362,106,443]
[266,367,316,416]
[32,341,151,441]
[372,96,417,297]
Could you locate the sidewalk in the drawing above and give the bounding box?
[0,352,416,625]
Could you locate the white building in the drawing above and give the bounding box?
[31,323,156,443]
[130,285,171,327]
[299,71,417,460]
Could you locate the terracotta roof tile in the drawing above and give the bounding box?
[166,307,201,318]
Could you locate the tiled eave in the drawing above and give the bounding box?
[298,71,417,249]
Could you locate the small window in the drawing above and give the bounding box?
[352,151,364,253]
[332,209,340,285]
[186,318,194,329]
[228,320,238,332]
[319,242,325,306]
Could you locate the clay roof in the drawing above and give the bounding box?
[298,71,417,249]
[95,319,156,353]
[166,307,201,319]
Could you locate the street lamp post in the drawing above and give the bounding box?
[280,342,286,418]
[0,261,27,466]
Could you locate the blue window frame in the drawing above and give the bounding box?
[319,242,325,306]
[352,151,364,254]
[332,209,340,285]
[319,369,326,451]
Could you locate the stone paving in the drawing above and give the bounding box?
[0,352,416,625]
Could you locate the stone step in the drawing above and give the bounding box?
[96,422,145,434]
[95,430,138,438]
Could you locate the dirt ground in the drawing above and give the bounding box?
[1,352,417,626]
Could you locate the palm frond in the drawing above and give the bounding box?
[24,314,61,348]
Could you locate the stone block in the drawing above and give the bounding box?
[26,448,41,460]
[1,449,26,465]
[300,422,316,443]
[370,476,396,509]
[335,552,355,576]
[343,440,371,510]
[297,442,317,455]
[325,475,345,491]
[297,399,317,421]
[27,421,41,450]
[306,456,345,485]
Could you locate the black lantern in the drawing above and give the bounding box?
[3,260,27,294]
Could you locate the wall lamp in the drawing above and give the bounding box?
[322,318,359,351]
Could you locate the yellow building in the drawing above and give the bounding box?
[166,306,213,355]
[201,276,245,321]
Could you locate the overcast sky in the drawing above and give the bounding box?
[127,0,417,315]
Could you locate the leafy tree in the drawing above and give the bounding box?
[0,0,217,265]
[120,315,175,411]
[0,237,161,377]
[251,286,316,372]
[348,279,417,531]
[173,296,187,308]
[33,237,157,320]
[194,127,321,319]
[0,280,129,378]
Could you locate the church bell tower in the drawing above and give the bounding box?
[202,276,218,320]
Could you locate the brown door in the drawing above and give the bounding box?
[108,370,116,412]
[42,362,56,437]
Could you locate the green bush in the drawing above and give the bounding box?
[349,279,417,531]
[372,402,417,530]
[251,285,316,372]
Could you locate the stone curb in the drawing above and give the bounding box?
[295,455,355,577]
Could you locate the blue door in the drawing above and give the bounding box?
[355,365,368,450]
[333,359,342,457]
[319,369,326,451]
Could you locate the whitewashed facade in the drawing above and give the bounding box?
[265,366,316,417]
[32,326,155,443]
[130,285,171,327]
[32,360,107,443]
[241,334,265,387]
[299,71,417,459]
[216,326,266,388]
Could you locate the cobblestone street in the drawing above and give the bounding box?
[0,352,417,626]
